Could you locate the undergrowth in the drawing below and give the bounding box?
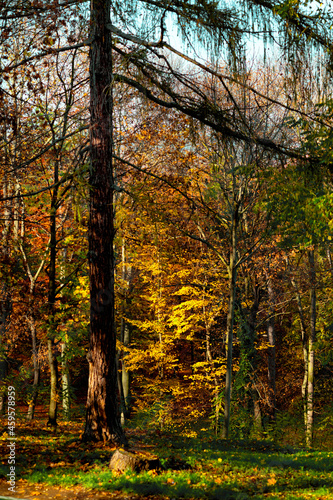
[1,412,333,499]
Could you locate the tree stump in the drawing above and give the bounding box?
[109,448,161,473]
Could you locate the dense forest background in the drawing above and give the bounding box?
[1,0,333,451]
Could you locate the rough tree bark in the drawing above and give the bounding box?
[83,0,126,444]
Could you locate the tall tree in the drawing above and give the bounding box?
[82,0,125,443]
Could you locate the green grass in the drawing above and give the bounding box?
[1,418,333,499]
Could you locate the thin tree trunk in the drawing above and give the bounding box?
[157,250,164,381]
[83,0,125,444]
[1,168,12,250]
[238,282,262,435]
[26,315,40,421]
[16,183,46,422]
[0,286,11,415]
[204,311,220,434]
[253,397,262,433]
[306,249,316,448]
[118,288,130,425]
[290,273,308,431]
[121,321,131,424]
[60,245,70,420]
[20,250,46,422]
[61,342,70,420]
[266,271,276,421]
[327,247,333,279]
[117,352,126,426]
[119,240,132,425]
[249,285,262,434]
[47,170,59,428]
[222,216,237,439]
[47,339,58,427]
[0,173,12,415]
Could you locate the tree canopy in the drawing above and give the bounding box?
[0,0,333,448]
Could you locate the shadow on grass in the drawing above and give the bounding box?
[26,466,252,500]
[3,420,333,499]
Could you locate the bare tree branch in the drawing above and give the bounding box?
[1,41,90,74]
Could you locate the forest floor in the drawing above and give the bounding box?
[1,413,333,499]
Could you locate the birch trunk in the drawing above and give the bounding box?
[119,240,132,425]
[60,246,70,420]
[121,322,131,424]
[306,249,316,448]
[61,342,70,420]
[290,273,308,432]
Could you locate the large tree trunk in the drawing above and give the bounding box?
[83,0,125,444]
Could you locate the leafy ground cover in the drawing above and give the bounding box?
[1,416,333,499]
